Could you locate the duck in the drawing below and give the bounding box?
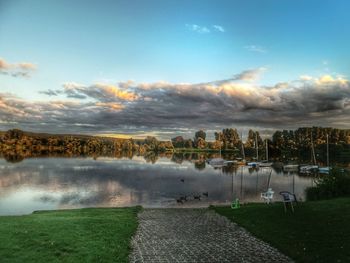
[193,194,201,200]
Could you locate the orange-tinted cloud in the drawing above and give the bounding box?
[0,57,37,78]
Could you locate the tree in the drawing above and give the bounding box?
[144,136,158,151]
[221,128,240,149]
[184,139,193,148]
[245,130,263,148]
[171,136,184,148]
[195,137,207,149]
[195,130,206,140]
[194,130,207,149]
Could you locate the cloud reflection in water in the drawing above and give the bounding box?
[0,157,313,215]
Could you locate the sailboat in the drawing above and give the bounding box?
[299,133,319,173]
[259,139,273,167]
[207,148,225,167]
[207,143,234,167]
[283,164,299,172]
[318,134,331,174]
[235,132,247,165]
[247,133,261,167]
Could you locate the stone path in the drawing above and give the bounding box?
[130,209,292,263]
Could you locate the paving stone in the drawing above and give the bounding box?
[130,209,293,263]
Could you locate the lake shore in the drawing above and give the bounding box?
[1,198,349,262]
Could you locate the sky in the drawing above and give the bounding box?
[1,0,350,140]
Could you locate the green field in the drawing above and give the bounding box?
[214,198,350,263]
[0,207,140,263]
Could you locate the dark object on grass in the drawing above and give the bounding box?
[181,195,188,201]
[279,191,297,213]
[193,194,201,200]
[176,198,184,204]
[176,196,187,204]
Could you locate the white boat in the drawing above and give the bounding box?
[207,158,225,165]
[318,167,331,174]
[237,133,247,166]
[299,165,319,173]
[299,133,319,173]
[318,134,330,174]
[247,161,260,167]
[283,164,299,172]
[259,160,273,167]
[248,133,261,168]
[207,142,237,167]
[249,139,272,167]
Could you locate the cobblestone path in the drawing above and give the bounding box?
[130,209,292,263]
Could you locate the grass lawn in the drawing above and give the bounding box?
[214,198,350,263]
[0,207,141,263]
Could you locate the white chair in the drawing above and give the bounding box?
[261,188,274,204]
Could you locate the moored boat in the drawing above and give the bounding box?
[318,134,330,174]
[259,160,273,167]
[207,158,225,165]
[247,161,260,168]
[283,164,299,172]
[299,164,319,173]
[318,167,331,174]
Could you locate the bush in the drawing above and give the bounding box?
[306,168,350,201]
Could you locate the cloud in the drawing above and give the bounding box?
[186,24,226,34]
[299,75,313,81]
[232,67,267,82]
[39,89,61,96]
[2,71,350,139]
[212,25,225,32]
[0,57,37,78]
[41,82,139,101]
[186,24,210,34]
[244,45,267,53]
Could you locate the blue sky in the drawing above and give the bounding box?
[1,0,350,139]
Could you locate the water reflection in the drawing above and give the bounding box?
[0,156,316,215]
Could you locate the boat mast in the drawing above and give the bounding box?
[310,132,316,165]
[255,132,259,161]
[241,132,245,160]
[326,134,329,167]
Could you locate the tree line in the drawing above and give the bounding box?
[1,127,350,160]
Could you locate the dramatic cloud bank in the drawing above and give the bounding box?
[0,58,37,78]
[1,70,350,139]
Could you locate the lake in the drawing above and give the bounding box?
[0,156,314,215]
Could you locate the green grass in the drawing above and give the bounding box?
[214,198,350,263]
[0,207,141,263]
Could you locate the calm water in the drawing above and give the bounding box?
[0,157,314,215]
